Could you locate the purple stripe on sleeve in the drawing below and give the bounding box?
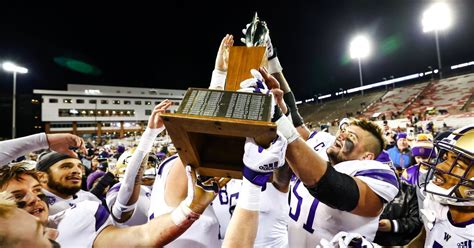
[354,169,399,188]
[308,131,318,139]
[94,204,110,231]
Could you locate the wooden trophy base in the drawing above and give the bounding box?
[161,88,276,178]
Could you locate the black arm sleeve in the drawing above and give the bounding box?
[90,172,116,198]
[283,92,304,127]
[305,165,360,212]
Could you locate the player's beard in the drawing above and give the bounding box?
[47,174,81,196]
[327,145,346,165]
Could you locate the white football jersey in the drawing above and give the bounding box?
[148,155,220,248]
[304,130,336,162]
[288,132,399,248]
[425,215,474,248]
[212,179,241,240]
[43,188,101,215]
[51,200,112,248]
[213,179,289,247]
[422,199,474,248]
[106,183,152,226]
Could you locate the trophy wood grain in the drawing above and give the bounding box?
[161,112,276,178]
[225,46,266,91]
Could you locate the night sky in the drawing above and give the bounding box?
[0,1,473,127]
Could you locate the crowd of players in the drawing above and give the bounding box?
[0,22,473,248]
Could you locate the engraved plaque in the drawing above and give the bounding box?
[161,88,276,178]
[177,88,272,121]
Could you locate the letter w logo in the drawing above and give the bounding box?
[443,232,451,241]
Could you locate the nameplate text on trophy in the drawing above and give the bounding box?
[177,88,272,122]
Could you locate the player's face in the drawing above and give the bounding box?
[1,174,49,224]
[3,208,53,248]
[47,158,83,196]
[431,151,474,198]
[327,125,373,164]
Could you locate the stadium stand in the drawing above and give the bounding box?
[363,82,429,119]
[299,73,473,132]
[404,73,474,115]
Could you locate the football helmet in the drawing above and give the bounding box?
[420,125,474,206]
[115,148,157,179]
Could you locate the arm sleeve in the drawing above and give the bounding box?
[283,92,305,128]
[305,165,360,212]
[111,127,164,218]
[209,69,227,89]
[0,133,49,167]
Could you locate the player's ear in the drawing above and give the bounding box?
[36,171,49,185]
[361,152,375,160]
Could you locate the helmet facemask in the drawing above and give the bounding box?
[419,128,474,206]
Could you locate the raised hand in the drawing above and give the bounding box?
[46,133,86,158]
[185,166,230,214]
[147,100,172,129]
[215,34,234,72]
[258,67,280,89]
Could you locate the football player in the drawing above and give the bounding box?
[106,100,171,226]
[222,135,288,248]
[209,32,292,247]
[418,125,474,247]
[0,161,227,247]
[277,114,399,246]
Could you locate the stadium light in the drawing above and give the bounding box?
[318,94,332,100]
[422,2,453,79]
[451,61,474,70]
[2,62,28,139]
[349,35,371,96]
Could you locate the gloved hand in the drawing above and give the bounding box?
[238,68,289,121]
[242,134,288,186]
[318,231,380,248]
[184,166,230,214]
[238,69,269,94]
[171,166,230,226]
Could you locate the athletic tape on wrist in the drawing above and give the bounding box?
[237,178,262,211]
[276,115,300,143]
[171,201,200,226]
